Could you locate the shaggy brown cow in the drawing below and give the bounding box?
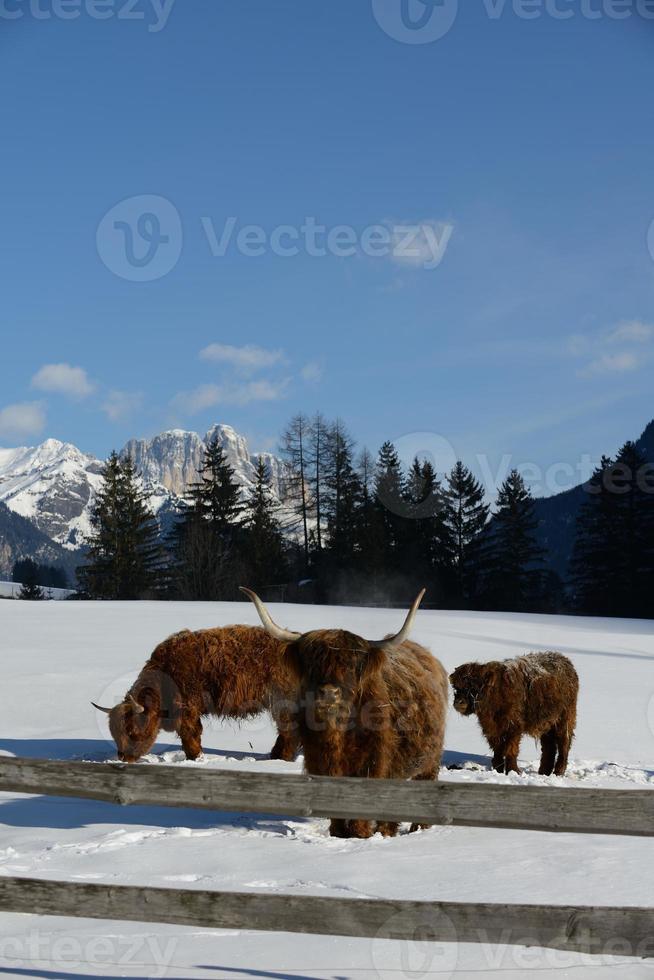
[92,625,299,763]
[242,587,449,839]
[449,652,578,776]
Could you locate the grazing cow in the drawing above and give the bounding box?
[449,652,578,776]
[242,587,449,839]
[92,626,299,763]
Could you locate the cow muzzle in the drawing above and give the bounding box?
[316,684,342,707]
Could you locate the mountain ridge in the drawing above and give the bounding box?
[2,417,651,589]
[532,417,654,581]
[0,424,287,575]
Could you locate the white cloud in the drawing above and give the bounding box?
[31,363,94,399]
[579,351,640,378]
[102,390,144,422]
[605,320,654,345]
[301,361,322,384]
[172,378,290,416]
[199,343,286,374]
[0,401,46,441]
[571,319,653,378]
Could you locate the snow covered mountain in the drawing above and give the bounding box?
[0,425,286,560]
[122,424,286,499]
[0,500,79,580]
[0,440,106,550]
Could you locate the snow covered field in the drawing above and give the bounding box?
[0,582,73,601]
[0,600,653,980]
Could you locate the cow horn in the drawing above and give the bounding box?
[91,701,112,715]
[127,693,145,714]
[370,588,426,651]
[240,587,301,643]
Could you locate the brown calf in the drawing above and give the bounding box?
[449,652,578,776]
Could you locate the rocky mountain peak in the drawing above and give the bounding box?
[0,423,286,565]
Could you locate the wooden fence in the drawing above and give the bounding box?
[0,756,652,957]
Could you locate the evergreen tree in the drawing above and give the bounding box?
[611,441,654,617]
[444,461,489,604]
[570,456,618,615]
[12,558,67,590]
[170,438,245,600]
[572,444,654,617]
[18,581,46,600]
[188,437,243,531]
[17,559,46,600]
[374,441,406,564]
[243,456,286,589]
[324,420,361,568]
[78,452,163,599]
[484,470,544,611]
[403,457,453,602]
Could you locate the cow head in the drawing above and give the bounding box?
[92,691,159,762]
[241,587,426,727]
[449,661,502,716]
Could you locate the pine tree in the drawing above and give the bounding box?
[243,456,286,589]
[485,469,544,611]
[403,457,453,602]
[170,438,245,600]
[611,441,654,617]
[324,420,361,568]
[374,441,406,564]
[78,452,163,599]
[572,445,654,617]
[444,461,489,604]
[18,581,46,600]
[570,456,618,615]
[188,437,243,531]
[17,558,46,600]
[12,559,67,590]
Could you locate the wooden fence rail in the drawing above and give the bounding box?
[0,877,652,957]
[0,755,653,837]
[0,756,653,957]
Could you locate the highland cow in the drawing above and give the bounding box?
[449,652,578,776]
[92,625,299,763]
[242,587,449,839]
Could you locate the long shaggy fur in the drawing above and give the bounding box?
[449,652,579,776]
[283,631,449,839]
[100,625,300,763]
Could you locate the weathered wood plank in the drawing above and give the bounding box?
[0,877,651,957]
[0,756,652,836]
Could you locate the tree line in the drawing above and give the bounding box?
[76,416,546,611]
[74,417,654,618]
[570,440,654,619]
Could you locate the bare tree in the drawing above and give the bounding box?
[306,412,330,553]
[280,413,312,571]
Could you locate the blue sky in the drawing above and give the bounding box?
[1,0,653,495]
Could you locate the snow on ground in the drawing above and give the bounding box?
[0,600,653,980]
[0,583,73,601]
